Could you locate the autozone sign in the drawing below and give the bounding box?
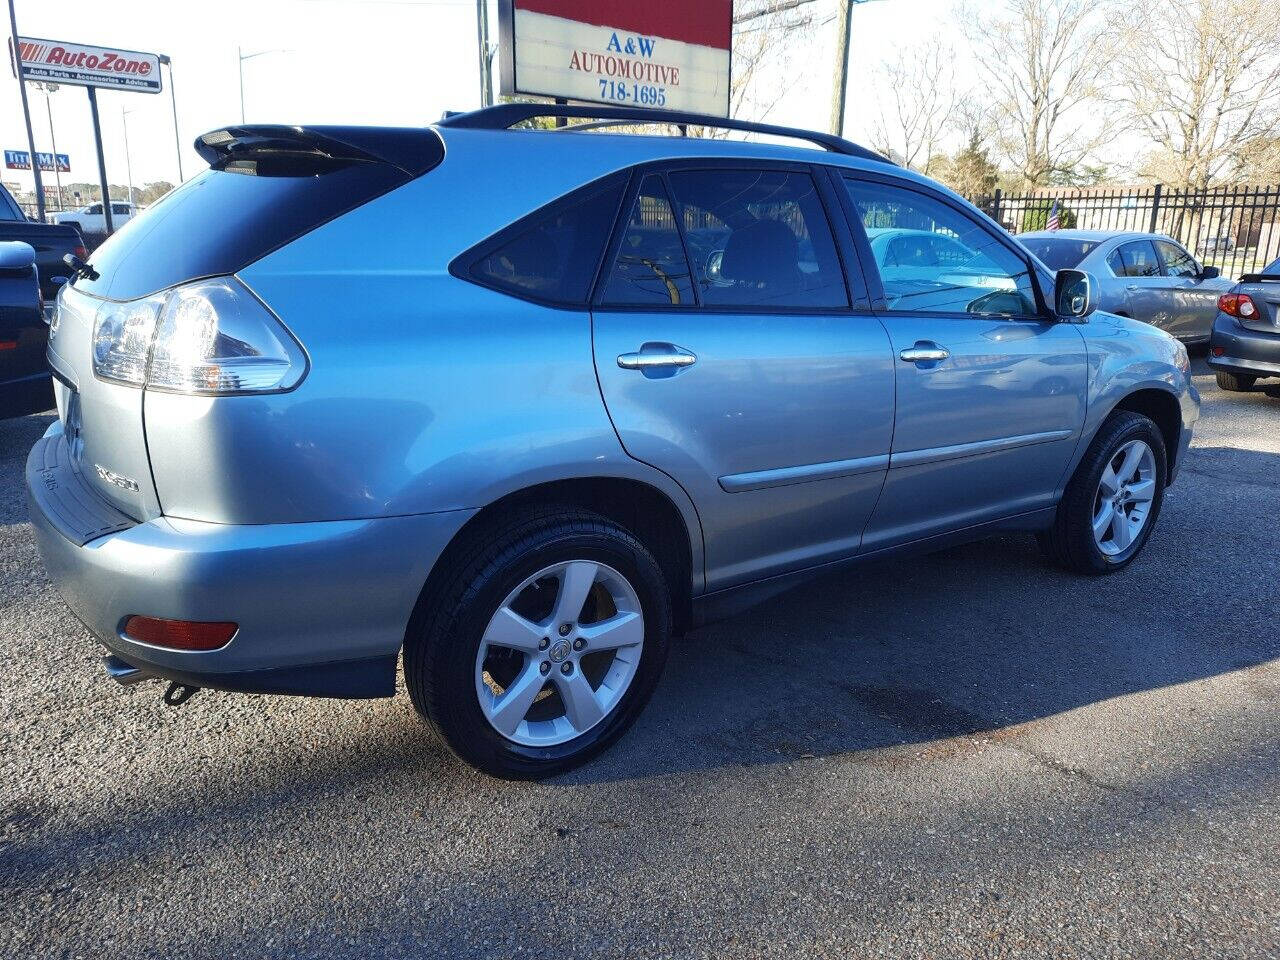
[10,37,162,93]
[499,0,731,117]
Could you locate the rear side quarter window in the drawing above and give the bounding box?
[462,177,627,306]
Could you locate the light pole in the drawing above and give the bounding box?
[33,81,64,210]
[159,54,183,182]
[122,108,136,206]
[238,46,289,124]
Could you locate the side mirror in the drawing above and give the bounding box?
[1055,269,1097,320]
[1200,265,1220,280]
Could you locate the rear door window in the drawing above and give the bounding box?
[598,175,695,306]
[470,178,626,304]
[665,169,847,308]
[1111,241,1162,277]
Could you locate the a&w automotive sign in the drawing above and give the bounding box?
[10,37,162,93]
[499,0,732,116]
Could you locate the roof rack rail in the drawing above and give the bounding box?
[437,104,892,164]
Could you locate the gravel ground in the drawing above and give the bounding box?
[1,358,1277,959]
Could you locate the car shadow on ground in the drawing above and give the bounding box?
[561,442,1280,784]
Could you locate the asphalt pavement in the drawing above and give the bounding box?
[1,358,1277,959]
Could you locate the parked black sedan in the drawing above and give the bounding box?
[0,242,52,418]
[1209,256,1280,393]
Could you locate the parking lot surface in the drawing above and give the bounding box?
[1,359,1277,959]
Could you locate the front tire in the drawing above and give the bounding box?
[404,506,671,779]
[1215,371,1256,392]
[1038,411,1168,575]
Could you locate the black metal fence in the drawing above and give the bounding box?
[972,185,1280,279]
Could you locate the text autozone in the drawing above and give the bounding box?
[17,41,153,76]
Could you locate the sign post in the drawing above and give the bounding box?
[10,34,162,236]
[85,87,113,234]
[498,0,732,117]
[6,0,45,221]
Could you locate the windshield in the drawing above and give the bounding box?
[1020,237,1099,271]
[1264,257,1280,277]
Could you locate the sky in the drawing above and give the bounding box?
[1,0,964,197]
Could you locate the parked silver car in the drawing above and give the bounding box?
[1019,230,1235,343]
[26,106,1198,778]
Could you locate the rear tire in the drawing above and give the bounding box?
[1215,371,1256,392]
[404,506,671,779]
[1038,411,1167,575]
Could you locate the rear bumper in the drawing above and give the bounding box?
[1208,315,1280,378]
[27,421,474,697]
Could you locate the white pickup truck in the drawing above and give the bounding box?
[51,201,138,236]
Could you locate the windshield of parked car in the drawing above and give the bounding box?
[1263,257,1280,277]
[1020,237,1099,271]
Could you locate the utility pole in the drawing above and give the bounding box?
[829,0,882,138]
[476,0,493,107]
[7,0,46,220]
[829,0,853,137]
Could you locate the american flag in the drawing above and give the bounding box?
[1047,199,1062,231]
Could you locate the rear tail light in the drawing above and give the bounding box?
[91,276,307,394]
[123,615,238,651]
[74,245,88,259]
[1218,293,1258,319]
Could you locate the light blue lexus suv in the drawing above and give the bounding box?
[27,105,1198,778]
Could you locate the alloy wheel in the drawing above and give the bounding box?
[1092,439,1157,557]
[474,560,644,747]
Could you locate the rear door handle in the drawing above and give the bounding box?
[617,344,697,371]
[899,342,950,365]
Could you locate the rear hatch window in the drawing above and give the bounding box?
[72,125,444,301]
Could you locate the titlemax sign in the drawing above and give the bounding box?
[11,37,162,93]
[500,0,731,117]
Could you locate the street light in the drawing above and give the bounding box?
[238,46,290,124]
[158,54,183,182]
[121,107,136,206]
[32,81,64,211]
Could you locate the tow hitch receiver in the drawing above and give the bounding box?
[163,682,201,707]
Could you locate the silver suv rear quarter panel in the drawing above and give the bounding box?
[143,131,706,585]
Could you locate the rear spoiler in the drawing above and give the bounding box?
[194,125,444,177]
[1239,273,1280,284]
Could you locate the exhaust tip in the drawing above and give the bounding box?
[103,654,152,686]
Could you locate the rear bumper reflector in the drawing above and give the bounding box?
[122,616,238,651]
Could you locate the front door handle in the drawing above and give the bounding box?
[617,343,697,371]
[899,342,950,365]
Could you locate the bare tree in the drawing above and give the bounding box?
[868,37,957,174]
[1113,0,1280,189]
[933,102,1001,197]
[686,1,820,137]
[962,0,1115,187]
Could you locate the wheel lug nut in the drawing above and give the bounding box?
[538,637,550,650]
[540,661,551,675]
[573,638,586,651]
[560,662,573,676]
[559,623,572,637]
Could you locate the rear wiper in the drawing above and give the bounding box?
[63,253,99,281]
